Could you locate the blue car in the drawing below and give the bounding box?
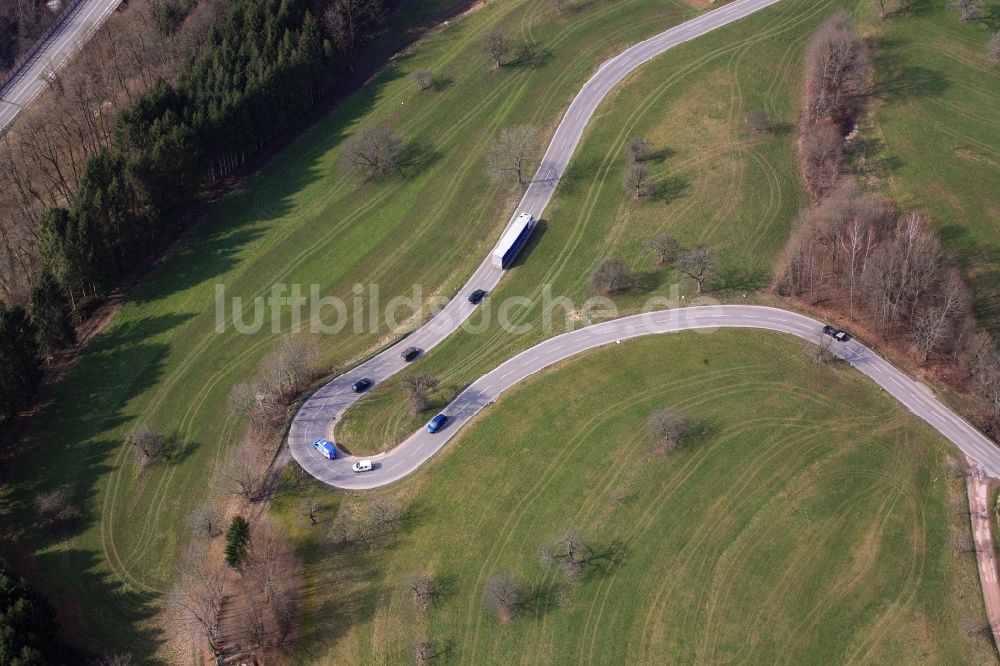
[426,414,448,433]
[312,438,337,460]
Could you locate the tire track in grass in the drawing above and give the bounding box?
[462,359,788,662]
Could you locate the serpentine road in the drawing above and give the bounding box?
[288,0,1000,489]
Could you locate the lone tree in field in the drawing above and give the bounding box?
[341,124,403,180]
[539,527,593,579]
[744,109,772,134]
[411,68,435,91]
[948,0,984,22]
[589,257,633,296]
[401,372,439,415]
[481,30,512,68]
[625,136,652,163]
[646,406,690,453]
[225,516,251,571]
[483,571,525,623]
[301,498,325,526]
[124,423,167,470]
[648,232,679,266]
[486,125,537,188]
[34,488,80,526]
[987,32,1000,67]
[623,162,652,198]
[405,570,438,612]
[676,246,717,294]
[224,440,267,502]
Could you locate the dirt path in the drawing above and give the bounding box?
[967,461,1000,655]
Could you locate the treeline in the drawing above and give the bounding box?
[40,0,357,298]
[779,11,1000,434]
[0,0,388,424]
[0,557,64,664]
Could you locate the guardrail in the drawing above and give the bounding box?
[0,0,100,103]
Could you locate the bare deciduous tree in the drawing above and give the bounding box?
[34,488,81,526]
[188,502,221,538]
[676,246,717,294]
[801,121,844,198]
[539,527,592,579]
[483,571,525,623]
[124,423,167,470]
[301,497,324,525]
[401,372,439,415]
[623,162,652,198]
[486,125,537,188]
[803,12,870,130]
[481,30,512,68]
[948,0,984,22]
[589,257,632,296]
[405,570,438,612]
[625,136,652,163]
[987,32,1000,67]
[223,440,267,503]
[411,68,435,91]
[169,544,226,658]
[340,124,404,179]
[744,109,771,134]
[646,406,690,453]
[323,0,382,62]
[648,232,679,266]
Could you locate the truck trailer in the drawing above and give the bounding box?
[491,213,535,269]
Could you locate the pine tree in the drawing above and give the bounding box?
[224,516,251,570]
[0,305,42,422]
[29,273,76,355]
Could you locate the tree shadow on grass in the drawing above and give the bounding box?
[508,43,554,69]
[398,138,443,177]
[649,176,688,204]
[869,36,951,104]
[712,265,771,293]
[633,269,666,294]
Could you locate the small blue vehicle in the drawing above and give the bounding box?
[426,414,448,433]
[312,438,337,460]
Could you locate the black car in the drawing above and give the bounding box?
[822,325,851,342]
[468,289,488,304]
[401,347,421,362]
[352,378,372,393]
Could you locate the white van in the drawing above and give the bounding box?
[352,460,373,473]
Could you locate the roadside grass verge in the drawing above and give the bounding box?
[274,329,997,664]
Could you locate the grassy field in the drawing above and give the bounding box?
[274,329,997,664]
[0,0,755,656]
[866,2,1000,332]
[337,0,851,454]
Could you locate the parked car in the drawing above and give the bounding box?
[426,414,448,433]
[352,378,372,392]
[822,325,851,342]
[352,460,373,473]
[468,289,488,304]
[312,438,337,460]
[401,347,421,362]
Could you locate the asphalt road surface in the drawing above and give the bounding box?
[289,0,1000,489]
[0,0,121,131]
[291,305,1000,489]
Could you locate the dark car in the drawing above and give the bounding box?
[401,347,421,362]
[352,378,372,393]
[426,414,448,433]
[468,289,488,304]
[823,325,851,342]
